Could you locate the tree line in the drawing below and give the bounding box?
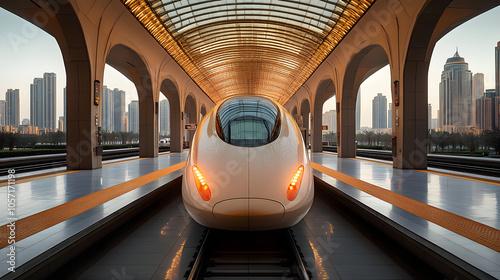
[0,131,140,150]
[323,130,500,156]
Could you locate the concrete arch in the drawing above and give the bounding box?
[395,0,500,169]
[0,0,101,169]
[105,44,157,158]
[312,79,337,152]
[339,44,390,158]
[161,78,182,152]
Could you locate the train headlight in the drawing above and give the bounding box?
[192,166,211,201]
[287,165,304,201]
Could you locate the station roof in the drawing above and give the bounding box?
[122,0,375,104]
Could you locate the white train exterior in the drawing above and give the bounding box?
[182,96,314,231]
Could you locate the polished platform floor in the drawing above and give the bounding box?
[312,152,500,279]
[58,187,442,280]
[0,152,187,278]
[1,151,499,279]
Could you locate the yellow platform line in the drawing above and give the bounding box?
[318,152,500,186]
[0,152,176,187]
[0,161,186,249]
[311,161,500,252]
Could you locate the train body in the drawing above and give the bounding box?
[182,96,314,231]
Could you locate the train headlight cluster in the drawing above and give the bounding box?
[192,166,211,201]
[287,165,304,201]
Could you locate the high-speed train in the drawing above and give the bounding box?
[182,96,313,231]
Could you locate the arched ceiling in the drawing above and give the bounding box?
[122,0,375,104]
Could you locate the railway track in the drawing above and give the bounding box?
[322,146,500,177]
[0,146,170,175]
[186,228,310,279]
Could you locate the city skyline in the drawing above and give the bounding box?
[1,6,500,128]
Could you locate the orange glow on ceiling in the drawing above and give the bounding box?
[122,0,375,104]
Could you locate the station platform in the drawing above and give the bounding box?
[311,152,500,279]
[0,152,187,279]
[0,151,498,279]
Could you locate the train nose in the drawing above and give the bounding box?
[212,198,285,230]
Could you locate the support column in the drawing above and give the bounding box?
[170,107,183,152]
[312,106,323,152]
[392,63,428,169]
[139,94,159,157]
[337,98,356,158]
[66,61,102,169]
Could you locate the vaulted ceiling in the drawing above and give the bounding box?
[122,0,375,104]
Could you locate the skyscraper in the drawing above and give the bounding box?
[428,104,432,130]
[0,100,6,126]
[29,73,56,130]
[472,73,484,126]
[5,89,20,126]
[356,89,361,131]
[388,103,392,128]
[102,86,114,131]
[372,93,387,130]
[476,89,496,131]
[63,87,66,132]
[496,41,500,96]
[322,109,336,133]
[160,99,170,135]
[44,73,56,129]
[439,50,472,127]
[472,73,485,100]
[30,78,44,129]
[128,100,139,133]
[113,88,126,132]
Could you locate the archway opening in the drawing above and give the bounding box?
[102,64,139,145]
[427,5,500,156]
[300,99,310,148]
[184,94,197,147]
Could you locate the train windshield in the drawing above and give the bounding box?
[216,97,281,147]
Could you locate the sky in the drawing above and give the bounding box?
[0,5,499,126]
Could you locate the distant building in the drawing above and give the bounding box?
[356,89,361,130]
[102,86,114,131]
[30,78,44,129]
[495,41,500,96]
[0,100,5,126]
[30,73,57,129]
[439,50,473,127]
[322,109,336,133]
[22,118,29,125]
[472,73,485,101]
[58,116,64,132]
[472,73,484,125]
[160,99,170,135]
[43,73,56,129]
[427,104,432,130]
[388,103,392,128]
[128,100,139,133]
[113,88,126,132]
[431,118,437,130]
[372,93,387,130]
[63,87,66,132]
[475,89,496,131]
[5,89,20,127]
[19,125,37,135]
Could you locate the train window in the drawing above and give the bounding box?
[216,97,281,147]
